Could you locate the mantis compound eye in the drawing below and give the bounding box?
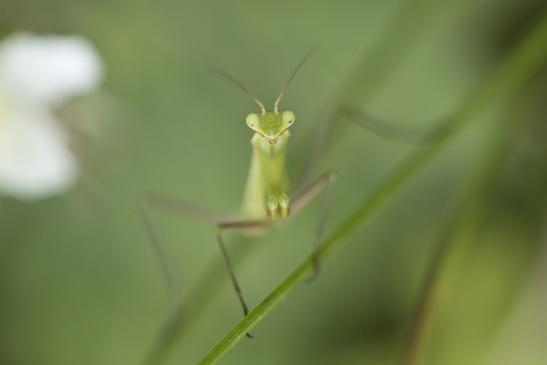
[246,113,259,128]
[282,110,295,125]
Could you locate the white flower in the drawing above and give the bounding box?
[0,33,103,200]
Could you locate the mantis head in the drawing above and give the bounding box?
[245,110,295,144]
[215,47,315,144]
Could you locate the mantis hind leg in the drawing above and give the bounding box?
[296,106,451,191]
[290,107,453,278]
[140,192,236,303]
[141,192,269,339]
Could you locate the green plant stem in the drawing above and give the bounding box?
[197,10,547,365]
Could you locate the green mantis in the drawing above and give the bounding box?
[213,48,331,222]
[143,49,335,329]
[133,10,547,363]
[141,48,434,345]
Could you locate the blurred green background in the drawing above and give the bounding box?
[1,0,547,364]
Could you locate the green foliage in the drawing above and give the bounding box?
[2,1,547,365]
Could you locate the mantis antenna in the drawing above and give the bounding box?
[273,46,317,113]
[213,67,266,114]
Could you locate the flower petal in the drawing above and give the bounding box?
[0,109,78,200]
[0,33,103,106]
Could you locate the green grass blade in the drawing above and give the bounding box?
[197,10,547,365]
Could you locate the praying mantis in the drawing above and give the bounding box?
[141,48,433,341]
